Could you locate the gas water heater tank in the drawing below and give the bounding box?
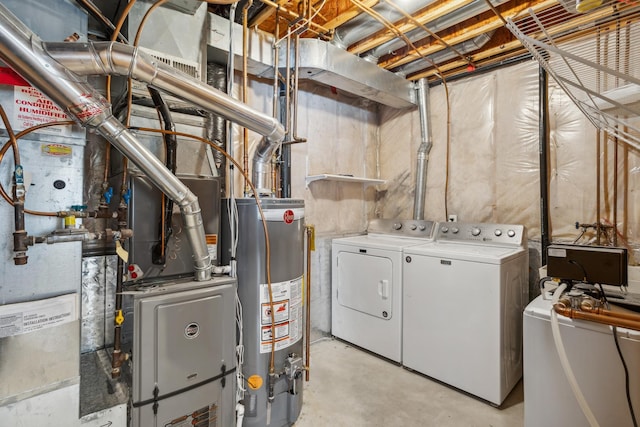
[222,198,306,427]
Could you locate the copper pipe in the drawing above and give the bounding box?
[304,225,313,381]
[596,29,601,245]
[242,0,253,195]
[554,304,640,331]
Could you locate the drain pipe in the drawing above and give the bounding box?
[43,41,285,196]
[0,4,212,281]
[413,78,433,220]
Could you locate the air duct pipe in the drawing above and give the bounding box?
[0,3,212,281]
[44,41,285,196]
[413,78,432,220]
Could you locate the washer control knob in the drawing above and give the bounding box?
[441,226,449,233]
[471,227,481,236]
[418,224,426,231]
[507,229,516,238]
[494,229,503,237]
[393,223,402,230]
[452,227,459,234]
[410,224,417,230]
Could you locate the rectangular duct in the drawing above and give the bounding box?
[207,14,416,108]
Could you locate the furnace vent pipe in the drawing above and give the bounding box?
[0,4,212,281]
[44,41,285,195]
[413,79,432,220]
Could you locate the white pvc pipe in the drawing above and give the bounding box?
[551,284,601,427]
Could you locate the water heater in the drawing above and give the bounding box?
[222,198,305,427]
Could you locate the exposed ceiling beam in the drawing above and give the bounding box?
[257,0,331,33]
[322,0,379,30]
[378,0,556,69]
[347,0,475,55]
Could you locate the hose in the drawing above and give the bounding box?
[551,283,601,427]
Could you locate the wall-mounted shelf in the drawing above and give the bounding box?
[305,174,386,188]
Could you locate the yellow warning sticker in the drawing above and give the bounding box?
[41,143,72,157]
[247,375,263,390]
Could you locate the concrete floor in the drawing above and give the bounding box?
[295,339,524,427]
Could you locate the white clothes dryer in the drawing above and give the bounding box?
[402,222,529,405]
[331,219,436,362]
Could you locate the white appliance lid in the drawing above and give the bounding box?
[404,241,524,264]
[333,233,433,251]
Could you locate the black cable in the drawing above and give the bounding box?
[539,276,552,294]
[596,282,638,427]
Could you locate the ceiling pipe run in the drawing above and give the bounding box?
[333,0,438,49]
[0,4,216,280]
[364,0,508,60]
[44,41,285,196]
[413,78,432,220]
[394,33,494,77]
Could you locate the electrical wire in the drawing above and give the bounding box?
[596,282,638,427]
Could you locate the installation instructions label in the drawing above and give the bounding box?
[0,293,77,338]
[259,276,303,354]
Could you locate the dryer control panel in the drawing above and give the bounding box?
[436,222,525,246]
[367,219,436,239]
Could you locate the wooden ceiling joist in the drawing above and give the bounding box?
[347,0,475,55]
[378,0,557,69]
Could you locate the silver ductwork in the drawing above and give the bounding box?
[413,79,432,220]
[333,0,437,49]
[284,39,416,108]
[0,4,218,280]
[364,0,508,60]
[395,33,494,76]
[45,41,285,196]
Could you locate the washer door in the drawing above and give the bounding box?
[336,251,393,320]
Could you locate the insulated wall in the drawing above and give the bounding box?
[379,60,640,265]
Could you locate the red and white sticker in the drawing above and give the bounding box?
[12,86,71,136]
[283,209,294,224]
[259,276,303,354]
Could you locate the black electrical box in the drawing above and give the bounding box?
[547,244,628,286]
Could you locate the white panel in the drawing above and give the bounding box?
[80,404,127,427]
[0,382,80,427]
[337,252,393,319]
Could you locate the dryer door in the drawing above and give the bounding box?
[336,251,393,320]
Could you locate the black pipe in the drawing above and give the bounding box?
[539,66,551,265]
[149,87,177,265]
[278,81,291,198]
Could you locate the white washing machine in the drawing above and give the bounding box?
[403,222,528,405]
[331,219,436,362]
[524,294,640,427]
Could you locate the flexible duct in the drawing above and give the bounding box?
[0,3,212,281]
[413,79,432,220]
[43,41,285,195]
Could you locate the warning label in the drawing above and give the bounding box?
[259,276,303,353]
[0,294,77,338]
[12,86,71,136]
